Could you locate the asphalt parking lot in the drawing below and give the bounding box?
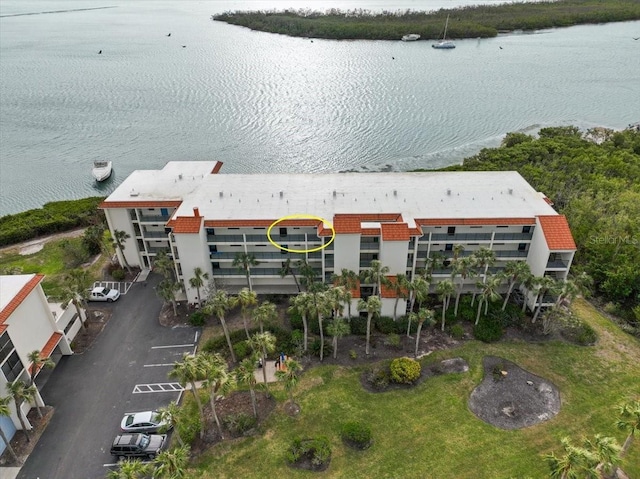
[17,274,198,479]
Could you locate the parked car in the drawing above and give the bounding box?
[110,433,166,460]
[120,410,170,433]
[88,286,120,302]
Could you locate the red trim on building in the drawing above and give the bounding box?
[28,332,63,374]
[361,228,381,236]
[380,275,408,299]
[0,274,45,324]
[204,219,320,228]
[211,162,224,174]
[538,215,577,250]
[170,216,203,234]
[381,223,410,241]
[416,217,536,226]
[99,200,182,209]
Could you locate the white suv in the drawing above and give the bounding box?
[88,286,120,302]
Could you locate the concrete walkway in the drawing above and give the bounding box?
[0,467,21,479]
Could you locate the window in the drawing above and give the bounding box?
[281,246,289,254]
[1,350,24,383]
[161,208,168,216]
[518,243,527,251]
[64,314,79,334]
[497,225,509,229]
[0,333,14,363]
[279,228,287,237]
[228,227,239,230]
[253,227,265,230]
[212,262,220,269]
[447,227,456,235]
[206,228,215,235]
[445,244,453,251]
[470,226,482,229]
[373,237,379,243]
[522,226,532,234]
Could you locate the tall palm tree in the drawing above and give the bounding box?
[584,434,621,478]
[6,380,37,442]
[522,274,541,313]
[616,399,640,460]
[154,250,175,281]
[307,290,332,362]
[288,292,311,352]
[252,301,277,335]
[111,229,132,274]
[279,258,301,292]
[153,445,190,479]
[475,275,502,325]
[27,349,53,417]
[452,256,477,317]
[407,277,429,337]
[501,261,532,310]
[0,395,21,464]
[235,356,260,418]
[249,332,276,397]
[412,308,435,358]
[555,272,593,307]
[296,259,318,291]
[64,268,93,328]
[425,252,446,278]
[232,252,259,291]
[156,279,182,317]
[189,267,209,307]
[326,317,350,359]
[331,269,359,317]
[201,353,234,439]
[546,437,599,479]
[359,260,390,296]
[325,286,346,319]
[357,295,381,356]
[473,246,496,283]
[168,354,206,439]
[275,358,303,406]
[203,290,238,362]
[436,279,455,332]
[532,276,559,323]
[107,459,151,479]
[237,288,258,339]
[156,401,184,446]
[389,274,410,321]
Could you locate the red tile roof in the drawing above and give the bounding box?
[0,325,7,335]
[28,332,62,374]
[380,276,409,299]
[0,274,44,325]
[204,219,320,228]
[381,223,410,241]
[169,216,203,234]
[211,162,224,174]
[333,217,362,234]
[99,200,182,209]
[538,215,577,250]
[361,228,381,236]
[334,213,401,222]
[417,217,536,226]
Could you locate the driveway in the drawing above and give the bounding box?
[17,273,198,479]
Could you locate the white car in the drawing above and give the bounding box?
[88,286,120,302]
[120,411,170,433]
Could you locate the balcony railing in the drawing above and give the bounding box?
[208,234,244,243]
[494,250,528,258]
[142,231,169,238]
[546,259,569,269]
[211,267,321,276]
[207,234,321,243]
[494,232,533,241]
[430,233,492,241]
[138,215,170,223]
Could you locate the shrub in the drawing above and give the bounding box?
[233,340,251,360]
[560,315,598,346]
[473,318,504,343]
[396,316,417,335]
[364,364,390,390]
[176,393,203,445]
[189,311,207,326]
[349,316,368,335]
[340,421,373,450]
[349,349,357,360]
[223,412,257,436]
[111,268,126,281]
[383,333,401,349]
[288,309,303,330]
[310,338,332,358]
[450,323,465,339]
[375,315,397,334]
[286,436,332,470]
[389,357,421,384]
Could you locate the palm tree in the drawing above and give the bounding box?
[331,269,359,317]
[232,252,259,291]
[156,401,184,446]
[585,434,621,478]
[522,274,541,313]
[326,286,346,319]
[501,261,532,310]
[616,399,640,460]
[252,301,278,335]
[307,290,332,362]
[425,252,446,278]
[389,274,410,321]
[111,229,132,274]
[235,356,260,417]
[275,358,303,406]
[546,437,599,479]
[475,275,502,325]
[168,354,206,439]
[436,279,455,332]
[412,308,435,358]
[326,317,350,359]
[107,459,152,479]
[203,290,238,362]
[189,267,209,307]
[532,276,559,323]
[407,277,429,336]
[27,349,53,416]
[555,272,593,308]
[279,258,301,292]
[249,332,276,397]
[357,295,381,356]
[6,380,37,442]
[0,395,21,464]
[237,288,258,339]
[473,246,496,283]
[156,279,182,317]
[64,268,93,328]
[153,250,175,281]
[201,353,234,439]
[359,259,390,296]
[452,256,477,317]
[153,445,190,479]
[288,292,311,352]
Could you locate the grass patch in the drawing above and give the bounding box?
[189,300,640,478]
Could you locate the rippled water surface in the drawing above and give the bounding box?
[1,0,639,214]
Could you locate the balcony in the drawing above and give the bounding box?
[146,246,170,254]
[494,250,528,258]
[208,234,245,243]
[142,231,169,239]
[430,233,492,242]
[138,214,170,223]
[546,259,569,269]
[494,232,533,241]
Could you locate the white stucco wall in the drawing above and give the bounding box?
[174,231,213,305]
[333,234,360,273]
[104,208,141,268]
[380,240,408,275]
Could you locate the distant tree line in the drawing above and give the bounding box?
[211,0,640,40]
[0,197,105,246]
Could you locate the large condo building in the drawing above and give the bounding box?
[100,161,576,316]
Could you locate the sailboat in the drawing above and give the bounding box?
[432,14,456,49]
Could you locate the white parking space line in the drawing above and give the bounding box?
[143,363,174,368]
[104,460,152,467]
[132,383,184,394]
[151,344,194,350]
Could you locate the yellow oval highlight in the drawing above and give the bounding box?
[267,214,335,254]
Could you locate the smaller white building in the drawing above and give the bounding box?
[0,274,81,454]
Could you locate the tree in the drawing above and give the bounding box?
[156,279,182,317]
[232,252,259,291]
[307,290,332,362]
[555,272,593,307]
[203,290,238,362]
[237,288,258,339]
[201,353,234,439]
[585,434,621,478]
[0,395,21,464]
[27,349,53,417]
[235,356,260,417]
[412,308,435,358]
[63,268,93,329]
[473,246,496,282]
[326,286,346,319]
[357,295,381,356]
[452,256,477,317]
[111,229,132,274]
[359,260,390,296]
[326,317,350,359]
[331,269,359,317]
[501,261,532,310]
[289,292,311,352]
[475,275,502,325]
[169,354,206,439]
[532,276,559,323]
[252,301,277,335]
[153,445,190,479]
[545,436,599,479]
[616,399,640,461]
[407,277,429,336]
[249,332,276,397]
[156,401,184,446]
[82,224,106,256]
[189,267,209,307]
[6,380,37,442]
[154,250,175,281]
[436,279,455,332]
[279,258,301,292]
[107,459,152,479]
[389,274,410,321]
[296,259,318,291]
[275,358,303,406]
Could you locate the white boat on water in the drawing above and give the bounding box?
[92,160,113,182]
[401,33,420,42]
[432,15,455,49]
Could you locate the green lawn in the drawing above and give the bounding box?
[189,299,640,478]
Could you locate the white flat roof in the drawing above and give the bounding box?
[0,274,36,312]
[105,162,557,220]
